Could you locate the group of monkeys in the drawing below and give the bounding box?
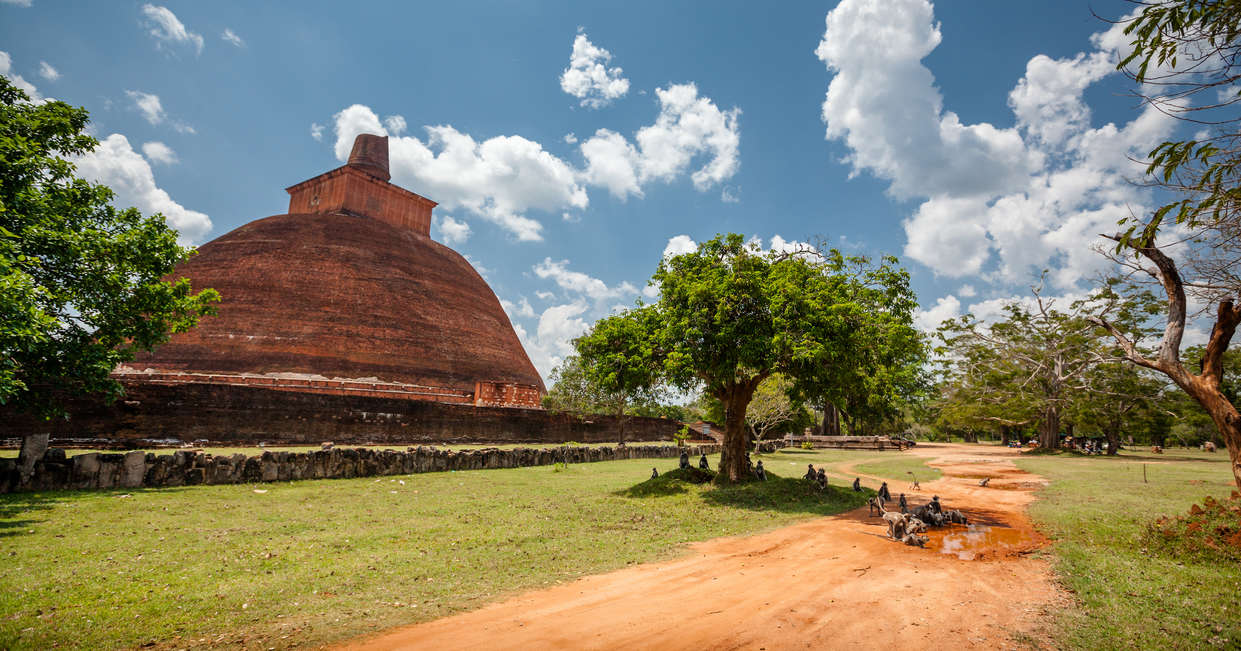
[864,484,970,547]
[652,451,770,481]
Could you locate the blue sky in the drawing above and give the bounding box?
[1,0,1177,381]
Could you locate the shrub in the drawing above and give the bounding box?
[1141,491,1241,563]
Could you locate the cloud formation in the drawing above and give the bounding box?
[0,51,43,101]
[221,28,244,48]
[140,4,203,54]
[436,215,471,244]
[125,90,194,133]
[333,104,586,241]
[37,61,58,81]
[73,134,212,244]
[141,141,177,165]
[533,257,637,301]
[328,37,739,241]
[560,33,630,109]
[580,83,741,199]
[816,0,1173,289]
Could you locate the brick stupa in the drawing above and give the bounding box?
[120,134,544,408]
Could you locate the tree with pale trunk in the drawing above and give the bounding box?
[1091,0,1241,488]
[745,374,802,448]
[936,286,1117,449]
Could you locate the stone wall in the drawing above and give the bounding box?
[0,442,786,494]
[0,381,683,446]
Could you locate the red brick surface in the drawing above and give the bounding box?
[126,212,545,397]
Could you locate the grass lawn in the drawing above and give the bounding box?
[852,455,942,484]
[1016,449,1241,650]
[0,450,875,650]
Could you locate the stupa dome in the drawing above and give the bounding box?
[123,135,544,405]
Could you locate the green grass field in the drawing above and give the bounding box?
[1017,449,1240,650]
[0,448,879,650]
[853,455,943,484]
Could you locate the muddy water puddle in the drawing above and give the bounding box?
[923,524,1038,560]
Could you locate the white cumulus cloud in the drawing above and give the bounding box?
[309,123,324,141]
[560,33,630,109]
[913,294,961,333]
[533,257,637,302]
[125,90,194,133]
[817,0,1175,289]
[141,141,177,165]
[73,134,211,244]
[332,104,587,242]
[37,61,58,81]
[436,215,471,244]
[580,82,741,199]
[140,4,203,54]
[0,51,43,101]
[661,234,698,259]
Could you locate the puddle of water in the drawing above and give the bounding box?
[923,524,1036,560]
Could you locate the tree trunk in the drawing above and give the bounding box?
[1181,377,1241,489]
[1104,423,1120,456]
[963,430,978,444]
[1000,425,1012,447]
[1038,406,1059,449]
[719,383,759,482]
[616,400,626,446]
[821,403,840,437]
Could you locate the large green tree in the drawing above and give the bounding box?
[0,76,218,419]
[802,251,927,437]
[571,306,664,443]
[650,234,921,481]
[937,288,1112,449]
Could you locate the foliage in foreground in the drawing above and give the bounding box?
[0,75,218,419]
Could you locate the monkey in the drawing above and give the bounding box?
[804,464,817,481]
[909,478,921,491]
[898,493,908,514]
[930,495,942,514]
[699,454,710,470]
[978,477,991,487]
[755,460,767,481]
[868,496,886,517]
[650,467,659,479]
[878,482,891,502]
[905,517,928,535]
[852,477,862,492]
[816,468,828,490]
[679,450,690,470]
[883,511,909,539]
[944,509,968,525]
[901,532,929,547]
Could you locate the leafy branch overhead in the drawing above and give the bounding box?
[0,75,219,419]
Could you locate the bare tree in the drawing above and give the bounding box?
[745,375,801,448]
[1091,1,1241,488]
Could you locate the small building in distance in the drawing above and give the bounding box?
[119,134,544,409]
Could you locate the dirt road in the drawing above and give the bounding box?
[340,444,1062,650]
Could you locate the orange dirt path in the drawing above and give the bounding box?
[338,443,1063,650]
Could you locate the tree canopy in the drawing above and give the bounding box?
[645,233,924,481]
[0,75,218,419]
